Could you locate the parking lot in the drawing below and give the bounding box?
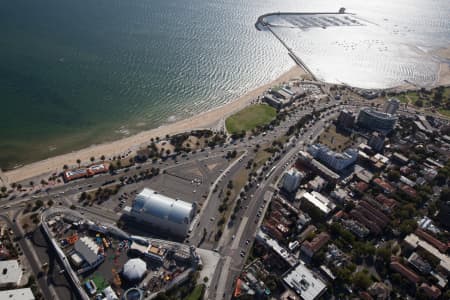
[110,155,230,212]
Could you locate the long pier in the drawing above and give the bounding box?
[255,9,352,81]
[266,25,317,81]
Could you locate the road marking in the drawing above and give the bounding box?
[215,256,232,300]
[231,216,248,250]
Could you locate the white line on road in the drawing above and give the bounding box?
[216,256,232,300]
[231,216,248,250]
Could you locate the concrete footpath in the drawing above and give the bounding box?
[196,248,221,299]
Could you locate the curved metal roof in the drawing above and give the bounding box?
[132,188,193,224]
[361,107,397,120]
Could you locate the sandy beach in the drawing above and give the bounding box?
[3,65,308,184]
[434,46,450,86]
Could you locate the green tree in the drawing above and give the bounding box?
[440,188,450,202]
[399,219,418,235]
[153,293,169,300]
[388,170,400,181]
[376,246,392,262]
[76,159,81,167]
[352,270,372,290]
[227,180,233,189]
[35,199,44,208]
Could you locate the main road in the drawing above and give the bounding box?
[210,109,339,299]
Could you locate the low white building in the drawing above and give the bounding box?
[128,188,196,237]
[0,288,34,300]
[0,260,23,288]
[282,168,304,193]
[331,188,348,203]
[283,263,327,300]
[74,236,103,267]
[307,176,326,192]
[103,286,119,300]
[298,191,336,215]
[404,234,450,274]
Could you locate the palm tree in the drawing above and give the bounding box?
[63,164,69,171]
[100,155,105,161]
[76,159,81,167]
[29,181,34,189]
[90,156,95,163]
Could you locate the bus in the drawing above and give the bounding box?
[265,166,276,179]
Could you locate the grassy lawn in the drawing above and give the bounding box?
[110,157,134,169]
[184,284,205,300]
[317,125,352,151]
[397,92,419,104]
[438,108,450,117]
[225,104,277,134]
[233,168,250,194]
[397,87,450,111]
[253,148,272,170]
[397,94,409,104]
[86,274,108,292]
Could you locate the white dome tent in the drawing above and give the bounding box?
[122,258,147,282]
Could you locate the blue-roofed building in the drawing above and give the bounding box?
[128,188,196,237]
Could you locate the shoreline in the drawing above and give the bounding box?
[3,65,308,184]
[3,44,450,184]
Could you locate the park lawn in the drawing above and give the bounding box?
[86,274,109,292]
[317,125,352,152]
[225,104,277,134]
[254,148,272,170]
[438,108,450,117]
[407,92,419,104]
[397,94,408,104]
[184,284,205,300]
[443,86,450,98]
[397,91,419,104]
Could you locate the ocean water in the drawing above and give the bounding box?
[0,0,449,169]
[265,0,450,88]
